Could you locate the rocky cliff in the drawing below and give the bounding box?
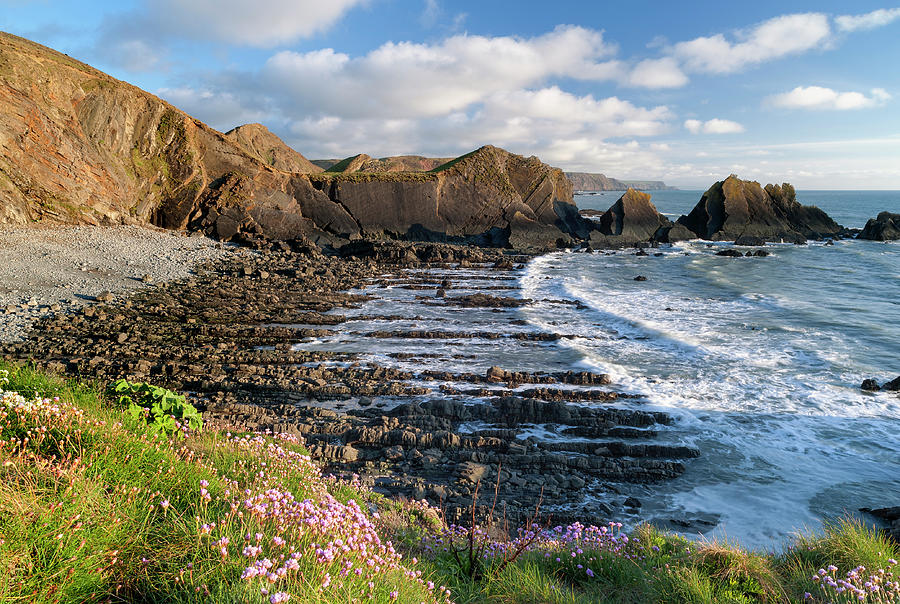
[566,172,627,191]
[676,176,842,244]
[307,146,590,248]
[0,32,584,250]
[566,173,675,192]
[622,180,676,191]
[224,123,322,174]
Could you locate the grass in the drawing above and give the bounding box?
[1,361,898,603]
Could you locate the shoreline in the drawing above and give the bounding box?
[0,231,701,531]
[1,225,897,546]
[0,224,229,343]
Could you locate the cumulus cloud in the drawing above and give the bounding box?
[627,57,688,88]
[835,8,900,32]
[260,27,622,119]
[684,118,745,134]
[672,13,831,74]
[149,0,367,47]
[768,86,891,110]
[155,25,671,167]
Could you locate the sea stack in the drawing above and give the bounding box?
[676,175,843,243]
[589,188,693,246]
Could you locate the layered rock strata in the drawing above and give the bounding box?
[1,242,700,526]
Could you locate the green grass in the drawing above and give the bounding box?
[1,361,897,603]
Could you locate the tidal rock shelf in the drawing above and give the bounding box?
[2,242,700,527]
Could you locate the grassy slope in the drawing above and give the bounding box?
[1,361,897,604]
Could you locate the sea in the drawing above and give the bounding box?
[298,190,900,550]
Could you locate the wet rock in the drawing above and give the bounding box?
[883,376,900,391]
[861,379,881,391]
[715,249,744,257]
[634,275,648,281]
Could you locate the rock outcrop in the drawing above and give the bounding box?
[859,212,900,241]
[676,176,842,243]
[587,188,693,247]
[0,32,584,250]
[224,123,323,174]
[307,146,590,249]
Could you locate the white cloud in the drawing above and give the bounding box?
[768,86,892,110]
[835,8,900,32]
[627,57,688,88]
[232,86,672,161]
[157,25,671,171]
[673,13,831,74]
[684,118,745,134]
[261,27,622,119]
[150,0,366,47]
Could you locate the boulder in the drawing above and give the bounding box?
[859,212,900,241]
[883,376,900,391]
[861,378,881,391]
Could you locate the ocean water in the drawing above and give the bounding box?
[296,190,900,550]
[577,189,899,229]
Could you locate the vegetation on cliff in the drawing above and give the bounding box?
[2,361,897,603]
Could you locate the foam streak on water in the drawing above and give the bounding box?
[520,240,900,548]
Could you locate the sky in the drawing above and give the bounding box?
[3,0,900,188]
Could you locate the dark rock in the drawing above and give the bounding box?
[859,212,900,241]
[594,188,670,245]
[883,376,900,391]
[735,235,765,246]
[861,379,881,391]
[715,249,744,257]
[654,223,696,243]
[624,496,642,508]
[634,275,648,281]
[676,176,842,243]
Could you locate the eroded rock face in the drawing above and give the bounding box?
[587,188,693,247]
[0,33,586,251]
[676,176,842,243]
[224,123,323,174]
[859,212,900,241]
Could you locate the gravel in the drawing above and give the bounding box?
[0,225,233,342]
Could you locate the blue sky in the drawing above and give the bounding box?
[3,0,900,188]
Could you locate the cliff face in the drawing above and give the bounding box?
[0,32,584,250]
[677,176,842,243]
[566,172,627,191]
[566,173,676,192]
[308,145,589,248]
